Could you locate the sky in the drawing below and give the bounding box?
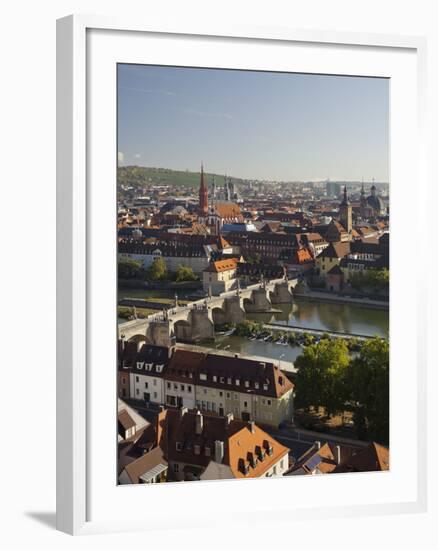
[118,64,389,182]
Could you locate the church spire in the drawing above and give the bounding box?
[341,185,350,206]
[199,162,208,215]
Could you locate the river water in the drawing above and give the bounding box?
[118,289,389,364]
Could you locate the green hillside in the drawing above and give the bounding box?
[118,165,234,190]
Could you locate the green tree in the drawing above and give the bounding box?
[347,337,389,444]
[349,268,389,293]
[146,257,168,281]
[175,265,198,282]
[118,258,143,279]
[294,338,350,416]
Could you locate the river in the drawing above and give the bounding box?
[246,299,388,338]
[118,289,389,364]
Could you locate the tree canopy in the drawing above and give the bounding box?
[175,265,198,282]
[118,258,144,280]
[294,337,389,443]
[348,268,389,293]
[294,338,350,416]
[146,257,168,281]
[346,338,389,444]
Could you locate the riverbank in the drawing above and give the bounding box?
[298,289,389,310]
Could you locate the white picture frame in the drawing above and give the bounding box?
[56,14,428,535]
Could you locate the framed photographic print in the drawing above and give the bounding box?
[56,15,427,535]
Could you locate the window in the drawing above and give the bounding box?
[212,375,217,382]
[255,382,259,390]
[173,383,178,390]
[144,382,148,389]
[200,373,207,381]
[194,445,201,455]
[153,379,157,386]
[153,392,157,399]
[226,392,230,399]
[244,381,250,388]
[203,388,207,394]
[176,442,182,451]
[173,464,179,473]
[244,401,248,408]
[136,389,139,395]
[136,376,139,383]
[227,377,232,384]
[167,382,171,389]
[267,399,272,406]
[181,384,185,391]
[187,385,192,393]
[235,379,240,386]
[219,391,223,397]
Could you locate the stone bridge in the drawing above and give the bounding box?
[118,277,298,347]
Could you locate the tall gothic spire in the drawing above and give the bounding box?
[199,162,208,215]
[341,185,350,205]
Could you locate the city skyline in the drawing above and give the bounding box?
[118,64,389,182]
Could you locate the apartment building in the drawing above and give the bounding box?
[125,344,294,428]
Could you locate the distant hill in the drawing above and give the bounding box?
[118,165,230,190]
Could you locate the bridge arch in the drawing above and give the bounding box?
[127,333,150,351]
[212,306,227,326]
[174,319,192,342]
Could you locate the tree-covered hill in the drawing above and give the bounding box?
[118,165,234,190]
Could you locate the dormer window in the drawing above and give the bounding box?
[244,381,250,388]
[263,384,268,391]
[194,444,201,455]
[227,377,232,384]
[212,375,217,382]
[255,382,259,390]
[136,362,144,370]
[176,442,182,452]
[235,379,240,386]
[205,446,211,457]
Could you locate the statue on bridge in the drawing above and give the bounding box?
[174,292,179,308]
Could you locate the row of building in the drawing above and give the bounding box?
[118,342,295,428]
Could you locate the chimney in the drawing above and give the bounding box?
[315,440,321,450]
[215,440,225,463]
[248,421,256,433]
[195,410,203,435]
[335,445,341,465]
[225,412,234,425]
[180,407,188,417]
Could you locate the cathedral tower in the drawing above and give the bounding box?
[199,163,208,215]
[339,185,352,234]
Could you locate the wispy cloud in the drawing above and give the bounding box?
[134,153,141,159]
[118,151,124,163]
[183,107,233,120]
[120,86,176,97]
